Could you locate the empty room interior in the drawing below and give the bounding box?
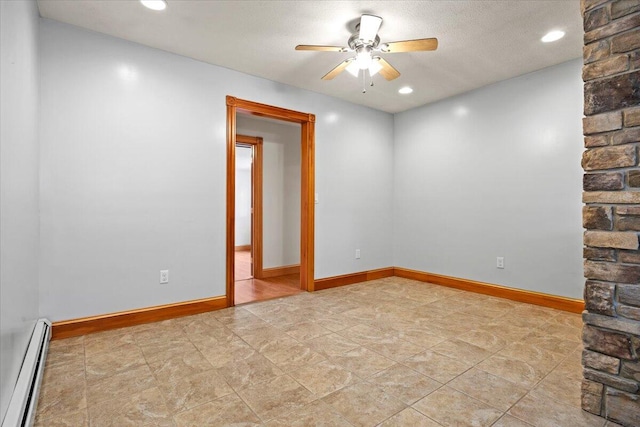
[2,0,639,426]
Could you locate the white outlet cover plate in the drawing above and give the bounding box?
[160,270,169,283]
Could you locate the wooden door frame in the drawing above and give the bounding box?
[226,96,315,307]
[235,135,264,280]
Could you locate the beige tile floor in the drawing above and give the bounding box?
[35,277,621,427]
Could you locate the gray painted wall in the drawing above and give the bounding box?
[393,59,584,298]
[0,0,41,421]
[38,18,395,321]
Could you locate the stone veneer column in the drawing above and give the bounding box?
[581,1,640,425]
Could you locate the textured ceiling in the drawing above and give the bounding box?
[37,0,583,113]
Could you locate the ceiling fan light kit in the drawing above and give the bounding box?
[295,14,437,93]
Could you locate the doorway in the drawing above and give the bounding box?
[234,133,301,304]
[226,96,315,307]
[234,137,261,281]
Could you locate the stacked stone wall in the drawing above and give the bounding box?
[581,1,640,425]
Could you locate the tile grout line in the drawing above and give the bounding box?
[487,344,587,426]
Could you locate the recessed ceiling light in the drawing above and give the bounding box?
[398,87,413,94]
[541,30,565,43]
[140,0,167,11]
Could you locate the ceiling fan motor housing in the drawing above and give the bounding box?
[348,33,381,51]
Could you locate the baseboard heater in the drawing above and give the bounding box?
[2,319,51,427]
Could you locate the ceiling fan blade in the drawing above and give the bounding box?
[296,45,347,52]
[376,57,400,81]
[359,14,382,42]
[382,38,438,53]
[321,59,354,80]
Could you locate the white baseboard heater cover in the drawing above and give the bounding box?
[2,319,51,427]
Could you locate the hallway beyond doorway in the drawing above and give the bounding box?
[234,249,301,304]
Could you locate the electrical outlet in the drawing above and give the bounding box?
[496,257,504,269]
[355,249,361,259]
[160,270,169,284]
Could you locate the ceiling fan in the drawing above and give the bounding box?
[296,14,438,92]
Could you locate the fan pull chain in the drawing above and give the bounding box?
[362,69,366,93]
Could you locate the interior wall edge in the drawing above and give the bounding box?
[0,0,42,421]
